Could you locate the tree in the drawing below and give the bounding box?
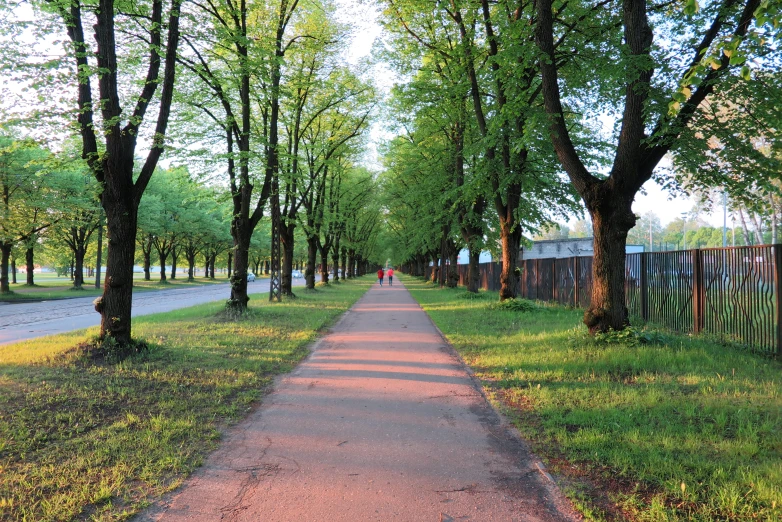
[0,136,53,293]
[20,0,186,346]
[535,0,778,332]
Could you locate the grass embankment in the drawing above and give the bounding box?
[405,277,782,522]
[0,278,371,521]
[1,273,231,302]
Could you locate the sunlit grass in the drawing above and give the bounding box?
[3,272,229,301]
[0,277,372,521]
[406,277,782,522]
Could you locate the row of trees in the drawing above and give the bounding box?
[378,0,781,332]
[1,0,383,347]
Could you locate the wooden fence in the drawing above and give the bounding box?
[425,244,782,356]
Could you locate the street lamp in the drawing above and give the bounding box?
[681,212,687,251]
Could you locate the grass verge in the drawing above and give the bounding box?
[405,277,782,522]
[1,276,229,302]
[0,277,372,521]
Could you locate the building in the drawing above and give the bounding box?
[522,237,644,260]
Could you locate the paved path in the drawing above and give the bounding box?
[138,278,578,522]
[0,280,295,346]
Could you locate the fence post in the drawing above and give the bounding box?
[640,252,648,321]
[774,244,782,358]
[533,258,539,300]
[692,248,704,334]
[573,256,579,308]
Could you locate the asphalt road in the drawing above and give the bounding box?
[0,279,298,346]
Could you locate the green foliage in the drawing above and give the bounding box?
[487,297,539,313]
[570,325,673,348]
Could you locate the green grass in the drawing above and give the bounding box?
[1,273,231,301]
[0,277,372,521]
[405,277,782,522]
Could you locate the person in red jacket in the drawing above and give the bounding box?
[377,268,384,286]
[387,267,394,286]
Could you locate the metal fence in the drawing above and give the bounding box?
[426,245,782,356]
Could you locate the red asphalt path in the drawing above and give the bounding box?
[138,277,579,522]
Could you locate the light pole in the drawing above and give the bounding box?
[681,212,687,251]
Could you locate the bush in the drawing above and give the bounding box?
[487,297,539,312]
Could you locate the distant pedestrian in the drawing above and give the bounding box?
[387,267,394,286]
[377,268,385,286]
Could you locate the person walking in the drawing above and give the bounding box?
[387,267,394,286]
[377,267,384,286]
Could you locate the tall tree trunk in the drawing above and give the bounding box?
[738,207,752,245]
[305,237,317,289]
[229,229,251,309]
[26,247,35,286]
[209,255,216,279]
[319,246,329,284]
[95,220,103,288]
[187,253,195,281]
[751,212,764,245]
[498,220,522,300]
[159,251,167,282]
[332,241,340,282]
[227,251,232,279]
[10,257,16,285]
[467,247,480,293]
[347,249,355,279]
[73,245,86,289]
[95,196,139,345]
[170,246,177,280]
[340,247,347,281]
[280,223,295,295]
[143,242,151,281]
[0,243,10,293]
[447,241,459,288]
[583,200,635,333]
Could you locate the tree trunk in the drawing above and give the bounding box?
[347,249,355,279]
[170,246,177,280]
[583,202,635,333]
[281,223,295,296]
[341,247,347,281]
[498,220,521,300]
[26,247,35,286]
[96,197,139,345]
[447,242,459,288]
[187,253,195,281]
[143,247,151,281]
[738,207,752,245]
[204,254,209,278]
[227,251,233,279]
[209,255,216,279]
[332,242,340,282]
[319,246,329,284]
[0,243,10,293]
[228,228,251,311]
[73,245,86,289]
[467,247,480,293]
[95,220,103,288]
[305,237,317,289]
[159,251,167,282]
[10,257,16,285]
